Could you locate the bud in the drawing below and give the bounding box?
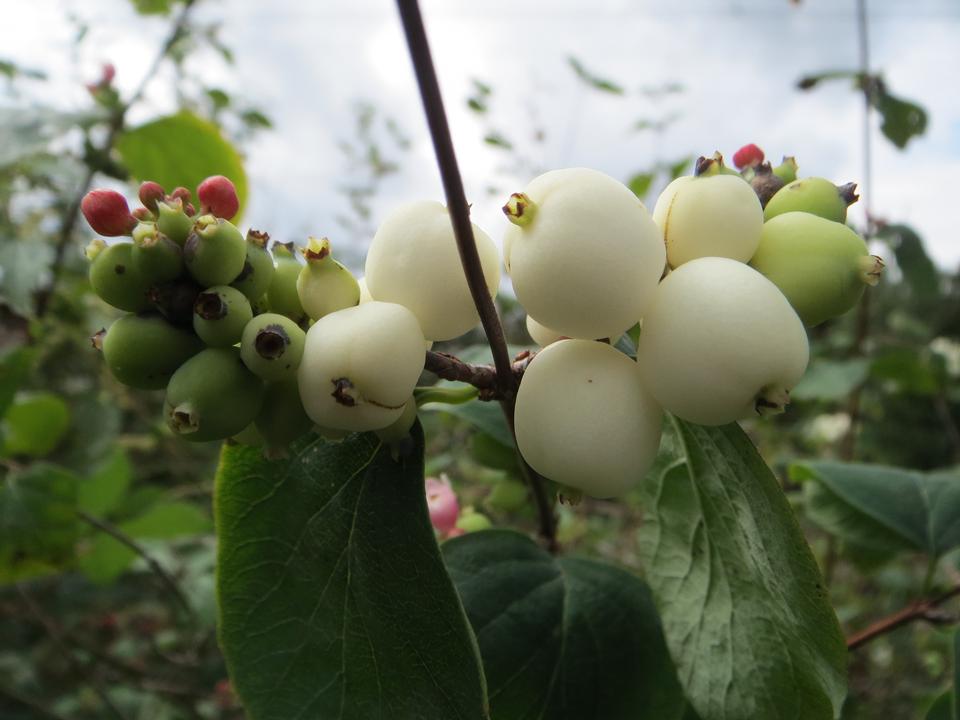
[81,189,136,236]
[197,175,240,220]
[732,143,765,170]
[138,181,165,212]
[425,475,459,535]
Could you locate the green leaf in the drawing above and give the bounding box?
[484,132,513,150]
[639,419,847,720]
[121,500,211,539]
[876,224,940,304]
[78,531,136,584]
[925,630,960,719]
[116,111,247,218]
[78,448,131,517]
[0,348,33,424]
[444,530,687,720]
[927,691,952,720]
[129,0,172,14]
[216,426,488,720]
[668,156,693,180]
[0,463,77,583]
[873,87,927,149]
[792,358,870,402]
[423,399,515,449]
[567,56,624,95]
[871,348,942,395]
[1,392,70,458]
[793,461,960,559]
[627,172,654,199]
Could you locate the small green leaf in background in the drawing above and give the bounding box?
[116,111,247,218]
[793,461,960,559]
[792,358,871,402]
[216,426,488,720]
[628,172,655,199]
[129,0,173,14]
[1,392,70,458]
[0,463,77,582]
[876,224,940,304]
[444,529,688,720]
[423,399,515,449]
[78,447,131,517]
[871,348,944,395]
[568,56,624,94]
[873,86,928,149]
[639,418,847,720]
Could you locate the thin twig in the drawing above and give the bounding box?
[424,349,533,396]
[16,585,130,720]
[846,584,960,651]
[35,0,197,317]
[77,511,194,617]
[396,0,558,550]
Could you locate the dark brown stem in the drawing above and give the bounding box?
[424,349,533,396]
[35,0,196,318]
[846,584,960,650]
[16,585,130,720]
[396,0,557,550]
[78,511,194,617]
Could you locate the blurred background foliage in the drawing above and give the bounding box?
[0,0,958,718]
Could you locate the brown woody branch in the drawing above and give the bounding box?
[846,584,960,651]
[396,0,558,550]
[424,350,533,397]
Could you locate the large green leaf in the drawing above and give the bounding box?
[792,358,870,402]
[116,111,247,218]
[78,447,131,517]
[216,425,488,720]
[639,419,847,720]
[423,399,515,449]
[444,530,688,720]
[793,461,960,559]
[0,463,77,583]
[1,392,70,458]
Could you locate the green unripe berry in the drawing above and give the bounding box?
[772,156,798,184]
[240,313,306,381]
[266,242,307,325]
[183,215,246,287]
[296,237,360,321]
[231,230,275,302]
[487,478,528,512]
[96,314,203,389]
[148,277,201,327]
[193,285,253,347]
[164,347,264,442]
[255,379,314,457]
[132,224,183,284]
[749,211,883,326]
[87,240,152,312]
[156,199,194,246]
[764,177,859,223]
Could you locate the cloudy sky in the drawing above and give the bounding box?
[5,0,960,272]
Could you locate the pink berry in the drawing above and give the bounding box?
[81,189,136,236]
[425,476,459,535]
[732,143,765,170]
[169,187,192,203]
[138,181,165,212]
[197,175,239,220]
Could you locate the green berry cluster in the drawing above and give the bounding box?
[84,177,364,456]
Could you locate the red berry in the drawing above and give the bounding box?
[732,143,765,170]
[138,181,165,212]
[169,187,192,203]
[197,175,240,220]
[81,189,136,236]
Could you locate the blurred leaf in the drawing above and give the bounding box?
[121,500,211,539]
[792,358,871,402]
[568,56,624,94]
[0,59,45,81]
[423,399,515,448]
[0,347,34,423]
[668,156,693,180]
[639,419,847,720]
[240,109,272,130]
[874,88,927,149]
[793,461,960,559]
[78,531,136,584]
[0,463,77,583]
[467,97,487,113]
[206,87,231,111]
[1,392,70,458]
[78,448,131,517]
[0,241,54,317]
[627,172,654,199]
[484,131,513,150]
[927,691,952,720]
[444,530,687,719]
[470,431,518,472]
[876,224,940,303]
[796,69,858,90]
[925,630,960,718]
[872,348,942,395]
[216,426,488,719]
[116,111,247,218]
[129,0,172,14]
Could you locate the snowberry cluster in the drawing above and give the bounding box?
[84,143,881,500]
